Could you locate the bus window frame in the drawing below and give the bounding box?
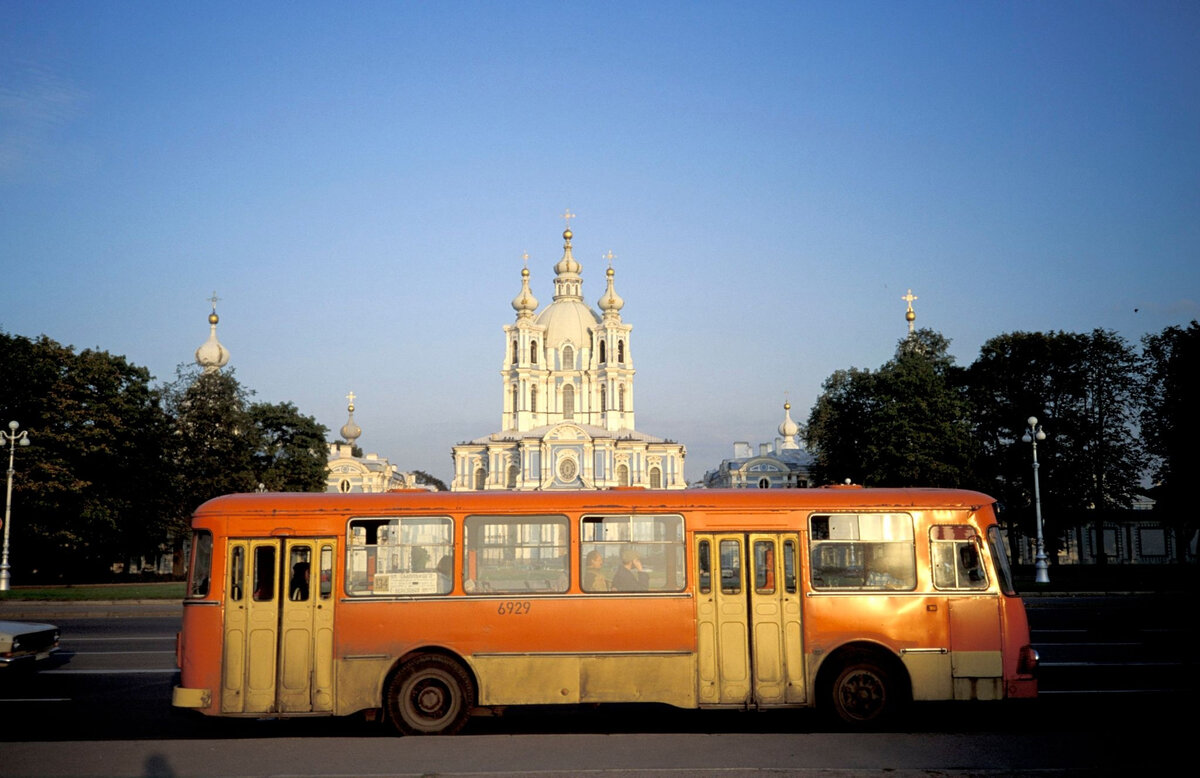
[930,525,989,591]
[345,515,455,597]
[579,513,687,594]
[188,530,213,599]
[808,512,916,592]
[463,514,570,595]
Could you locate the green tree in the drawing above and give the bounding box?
[805,329,977,488]
[248,401,329,492]
[967,329,1146,564]
[411,469,448,492]
[1140,321,1200,560]
[161,367,258,527]
[0,332,173,580]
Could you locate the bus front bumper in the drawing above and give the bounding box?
[172,685,212,709]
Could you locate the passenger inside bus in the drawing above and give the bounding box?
[612,547,649,591]
[289,561,310,601]
[584,550,608,591]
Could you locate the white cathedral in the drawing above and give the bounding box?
[450,221,686,491]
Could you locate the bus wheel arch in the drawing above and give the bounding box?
[815,643,911,728]
[384,651,477,736]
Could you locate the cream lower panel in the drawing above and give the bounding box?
[335,656,392,715]
[900,651,953,701]
[471,653,697,709]
[902,650,1004,701]
[952,650,1003,678]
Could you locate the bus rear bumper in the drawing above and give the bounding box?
[1006,678,1038,699]
[172,685,212,709]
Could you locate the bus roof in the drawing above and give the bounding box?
[192,487,996,522]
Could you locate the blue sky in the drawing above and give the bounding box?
[2,1,1197,484]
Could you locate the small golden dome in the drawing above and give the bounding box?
[208,312,219,324]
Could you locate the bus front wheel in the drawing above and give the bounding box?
[826,651,902,727]
[386,655,475,735]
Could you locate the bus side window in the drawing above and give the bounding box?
[253,546,276,601]
[931,526,988,590]
[319,545,333,599]
[189,531,213,599]
[229,546,244,602]
[698,540,711,595]
[719,539,741,595]
[754,540,775,594]
[783,539,797,594]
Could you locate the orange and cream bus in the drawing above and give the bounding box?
[172,487,1038,733]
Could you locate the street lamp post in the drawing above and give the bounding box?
[0,420,32,592]
[1021,416,1050,584]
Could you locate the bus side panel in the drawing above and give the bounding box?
[332,595,697,713]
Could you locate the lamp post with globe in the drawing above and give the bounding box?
[0,420,32,592]
[1021,416,1050,584]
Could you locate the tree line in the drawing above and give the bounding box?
[804,322,1199,564]
[0,331,329,583]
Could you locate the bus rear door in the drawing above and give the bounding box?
[221,538,337,714]
[695,533,806,707]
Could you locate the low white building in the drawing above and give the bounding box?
[326,395,426,493]
[702,402,813,489]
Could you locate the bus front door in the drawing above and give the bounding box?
[695,533,805,707]
[222,538,337,715]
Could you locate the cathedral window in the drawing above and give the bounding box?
[561,344,574,369]
[618,340,625,363]
[507,465,518,489]
[650,467,662,489]
[599,340,606,363]
[512,339,518,364]
[600,385,607,413]
[617,464,630,487]
[530,341,538,364]
[619,385,626,411]
[563,384,575,419]
[530,385,538,413]
[759,478,770,489]
[474,467,487,490]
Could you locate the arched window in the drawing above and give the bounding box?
[511,384,519,418]
[507,465,518,488]
[530,341,538,364]
[650,467,662,489]
[600,385,607,413]
[530,385,537,413]
[619,385,626,411]
[618,340,625,363]
[759,478,770,489]
[563,384,575,420]
[561,345,574,369]
[512,339,518,364]
[617,464,629,487]
[474,467,486,490]
[599,340,606,363]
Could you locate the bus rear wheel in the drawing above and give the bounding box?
[386,655,474,735]
[827,652,900,727]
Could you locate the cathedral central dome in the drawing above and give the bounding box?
[535,297,599,351]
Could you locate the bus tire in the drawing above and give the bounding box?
[825,650,903,727]
[386,655,475,735]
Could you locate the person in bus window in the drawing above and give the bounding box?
[612,547,649,591]
[584,550,607,591]
[436,555,453,593]
[289,561,310,601]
